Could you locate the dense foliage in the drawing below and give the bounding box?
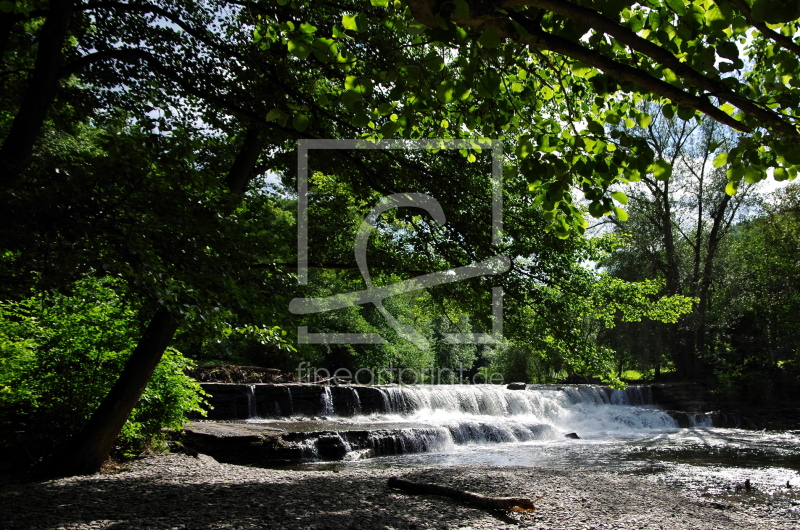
[0,278,206,467]
[1,0,800,474]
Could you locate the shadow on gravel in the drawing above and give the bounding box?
[0,468,522,529]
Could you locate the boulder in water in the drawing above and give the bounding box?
[506,382,527,390]
[564,432,580,439]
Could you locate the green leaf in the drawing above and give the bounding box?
[662,104,675,120]
[637,113,652,128]
[704,3,731,31]
[370,0,389,6]
[436,80,455,103]
[725,180,738,195]
[613,207,629,221]
[727,163,744,181]
[277,112,290,127]
[717,41,739,61]
[516,140,534,159]
[570,61,593,78]
[292,113,310,132]
[677,106,696,121]
[629,14,644,32]
[744,166,763,184]
[478,27,502,49]
[0,1,13,14]
[783,148,800,165]
[651,159,672,181]
[587,120,605,135]
[287,38,311,60]
[661,68,678,84]
[588,201,605,218]
[774,167,789,181]
[626,168,641,182]
[312,38,337,63]
[341,90,362,110]
[665,0,686,16]
[453,0,470,19]
[342,14,360,32]
[611,191,628,205]
[713,152,728,168]
[265,109,282,122]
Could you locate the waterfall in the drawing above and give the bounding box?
[349,386,362,415]
[239,384,698,461]
[284,386,294,416]
[320,386,334,416]
[245,384,258,419]
[357,385,678,439]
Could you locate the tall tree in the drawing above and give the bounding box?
[711,183,800,400]
[601,111,756,377]
[3,0,800,475]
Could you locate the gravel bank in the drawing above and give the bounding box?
[1,452,798,529]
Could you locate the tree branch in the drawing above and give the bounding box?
[509,0,797,137]
[62,48,276,128]
[0,0,75,187]
[225,127,265,195]
[388,476,543,512]
[506,11,752,134]
[726,0,800,57]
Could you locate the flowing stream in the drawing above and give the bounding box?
[246,384,700,458]
[240,384,800,510]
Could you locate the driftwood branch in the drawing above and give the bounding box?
[387,477,543,512]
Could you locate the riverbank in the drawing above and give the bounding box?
[1,452,797,529]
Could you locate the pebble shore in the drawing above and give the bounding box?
[1,452,798,529]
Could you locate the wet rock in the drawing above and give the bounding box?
[565,432,580,439]
[506,382,527,390]
[315,435,350,460]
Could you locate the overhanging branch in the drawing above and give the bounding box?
[509,0,796,137]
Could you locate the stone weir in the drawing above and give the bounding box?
[195,383,387,420]
[180,383,730,466]
[193,382,744,426]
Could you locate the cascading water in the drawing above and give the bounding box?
[245,384,258,419]
[246,384,685,461]
[193,383,799,510]
[362,385,678,445]
[320,386,335,416]
[349,386,362,415]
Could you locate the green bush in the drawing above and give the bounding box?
[0,278,206,467]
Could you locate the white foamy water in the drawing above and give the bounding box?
[249,384,682,453]
[346,384,679,442]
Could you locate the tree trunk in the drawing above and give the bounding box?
[45,307,179,476]
[224,127,265,195]
[0,0,74,187]
[0,8,18,62]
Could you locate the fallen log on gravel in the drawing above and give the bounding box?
[387,477,543,512]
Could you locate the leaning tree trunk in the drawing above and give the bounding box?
[42,124,262,477]
[46,307,179,476]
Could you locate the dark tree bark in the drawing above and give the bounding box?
[224,127,265,195]
[0,0,74,187]
[0,8,18,62]
[45,307,179,476]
